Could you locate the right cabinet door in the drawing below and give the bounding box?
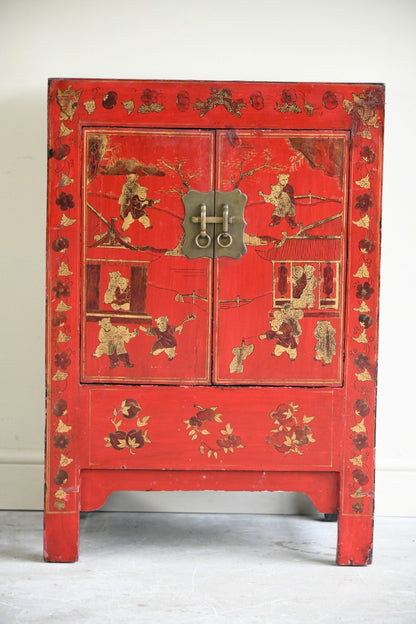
[214,130,349,386]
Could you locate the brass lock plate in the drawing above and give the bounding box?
[182,189,247,259]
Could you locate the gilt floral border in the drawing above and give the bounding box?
[343,88,384,516]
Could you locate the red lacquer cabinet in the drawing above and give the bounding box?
[45,80,384,564]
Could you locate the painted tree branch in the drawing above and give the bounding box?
[161,159,196,194]
[231,152,283,188]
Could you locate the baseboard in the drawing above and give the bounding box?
[0,454,415,515]
[374,468,416,517]
[0,461,44,510]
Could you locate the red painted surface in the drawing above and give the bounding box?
[45,80,384,564]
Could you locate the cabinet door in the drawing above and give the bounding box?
[214,130,349,385]
[81,128,215,384]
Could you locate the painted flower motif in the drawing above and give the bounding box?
[53,433,70,450]
[293,426,312,447]
[138,89,164,113]
[354,193,373,214]
[108,429,146,454]
[141,88,158,106]
[188,407,218,429]
[266,430,291,453]
[53,398,68,417]
[184,406,243,459]
[105,402,151,454]
[51,312,67,327]
[354,398,370,418]
[364,88,385,109]
[126,429,145,450]
[189,415,203,427]
[217,434,242,449]
[56,191,75,211]
[356,282,374,300]
[52,280,70,298]
[269,403,298,431]
[120,398,141,419]
[358,314,373,329]
[322,91,338,109]
[360,145,376,163]
[281,89,297,105]
[108,431,127,450]
[53,469,69,485]
[52,237,70,252]
[195,407,217,422]
[358,239,376,254]
[275,90,301,113]
[353,353,371,370]
[267,403,315,455]
[102,91,118,109]
[352,500,364,514]
[176,90,190,111]
[352,468,369,486]
[249,91,264,110]
[54,352,71,370]
[50,144,71,161]
[352,433,369,451]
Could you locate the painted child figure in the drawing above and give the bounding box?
[119,173,154,231]
[103,271,131,311]
[259,305,303,361]
[259,173,298,229]
[314,320,336,366]
[92,317,137,368]
[139,316,181,360]
[292,264,317,310]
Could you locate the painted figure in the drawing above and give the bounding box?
[292,264,317,309]
[119,173,154,230]
[259,305,303,361]
[229,340,255,374]
[259,173,297,228]
[139,314,196,360]
[314,321,336,365]
[92,318,137,368]
[103,271,131,311]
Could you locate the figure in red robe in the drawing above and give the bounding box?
[259,305,303,361]
[259,173,298,229]
[139,316,185,360]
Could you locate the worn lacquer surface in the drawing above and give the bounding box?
[45,80,384,564]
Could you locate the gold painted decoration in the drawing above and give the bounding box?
[56,85,82,121]
[104,399,152,455]
[266,402,315,455]
[184,405,244,459]
[122,100,135,115]
[194,88,246,117]
[83,99,96,115]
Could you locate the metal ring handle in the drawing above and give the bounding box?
[195,232,212,249]
[216,232,233,248]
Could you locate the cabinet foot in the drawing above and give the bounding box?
[336,513,373,566]
[44,511,79,562]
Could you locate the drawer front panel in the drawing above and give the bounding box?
[86,386,340,471]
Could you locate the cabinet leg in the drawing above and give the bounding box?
[44,511,79,562]
[336,513,374,566]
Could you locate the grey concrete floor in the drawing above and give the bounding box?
[0,512,415,623]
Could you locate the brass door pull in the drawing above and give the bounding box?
[183,190,247,259]
[192,204,234,249]
[193,204,212,248]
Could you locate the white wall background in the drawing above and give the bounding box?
[1,0,415,516]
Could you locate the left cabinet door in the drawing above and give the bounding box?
[81,128,215,384]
